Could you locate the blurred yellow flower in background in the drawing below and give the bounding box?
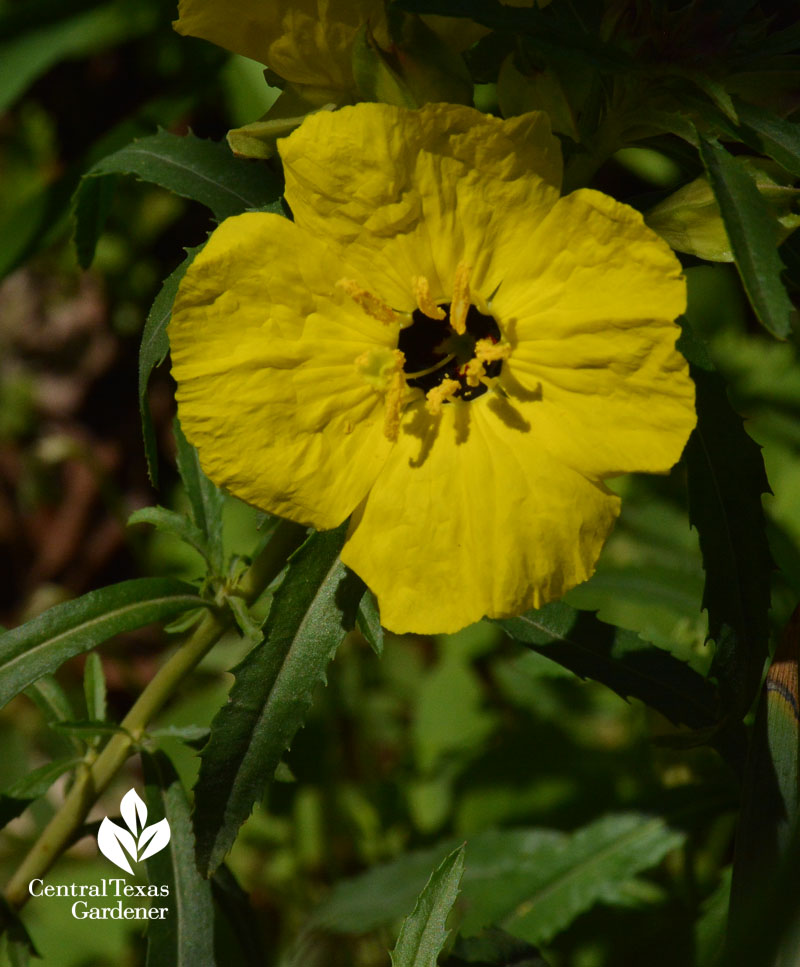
[173,0,542,99]
[169,103,695,634]
[174,0,381,95]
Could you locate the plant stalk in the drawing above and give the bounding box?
[3,519,306,910]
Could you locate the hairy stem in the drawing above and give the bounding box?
[3,519,306,910]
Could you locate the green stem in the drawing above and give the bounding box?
[2,519,306,911]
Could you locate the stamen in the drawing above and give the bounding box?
[463,357,486,387]
[405,353,456,381]
[412,276,446,320]
[383,351,407,442]
[337,278,398,324]
[450,262,471,335]
[474,337,512,363]
[425,378,460,416]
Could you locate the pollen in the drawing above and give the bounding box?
[450,262,471,335]
[474,337,512,363]
[425,378,461,416]
[412,276,446,320]
[463,357,486,387]
[337,278,398,324]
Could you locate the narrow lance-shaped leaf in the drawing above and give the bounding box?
[313,815,687,945]
[142,750,215,967]
[128,506,214,568]
[210,866,269,967]
[0,578,208,710]
[494,601,719,729]
[75,129,282,228]
[357,589,384,657]
[0,756,83,829]
[699,136,794,339]
[138,247,200,485]
[735,99,800,180]
[0,896,39,965]
[193,524,364,874]
[174,417,225,573]
[83,651,106,723]
[680,324,773,718]
[391,844,465,967]
[497,814,686,946]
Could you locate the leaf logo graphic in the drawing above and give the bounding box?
[97,788,170,875]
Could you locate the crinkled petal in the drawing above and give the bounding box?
[342,396,620,634]
[492,189,695,478]
[174,0,382,90]
[170,212,397,528]
[279,103,562,309]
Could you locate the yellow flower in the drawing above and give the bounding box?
[173,0,540,95]
[174,0,382,95]
[170,103,695,635]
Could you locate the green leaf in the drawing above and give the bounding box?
[312,840,463,934]
[0,756,82,828]
[313,818,684,945]
[142,750,215,967]
[72,173,117,269]
[83,652,106,723]
[695,868,731,967]
[24,675,82,753]
[174,418,225,573]
[210,866,268,967]
[128,506,214,568]
[357,589,384,656]
[494,602,718,729]
[0,896,39,964]
[698,137,794,339]
[735,99,800,180]
[391,844,465,967]
[76,129,282,230]
[491,814,685,945]
[138,248,200,486]
[24,674,76,724]
[0,578,207,710]
[681,349,772,717]
[193,525,362,874]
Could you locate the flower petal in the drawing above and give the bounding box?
[170,212,397,528]
[174,0,381,90]
[342,397,620,634]
[279,103,562,309]
[493,189,695,478]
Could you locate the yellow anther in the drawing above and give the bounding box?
[383,352,407,442]
[463,357,486,387]
[450,262,471,335]
[474,338,512,363]
[425,378,460,416]
[337,278,397,324]
[412,276,446,320]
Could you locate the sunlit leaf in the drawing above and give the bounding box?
[193,525,363,874]
[0,578,208,709]
[391,844,465,967]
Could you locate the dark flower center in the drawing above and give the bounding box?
[398,304,503,402]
